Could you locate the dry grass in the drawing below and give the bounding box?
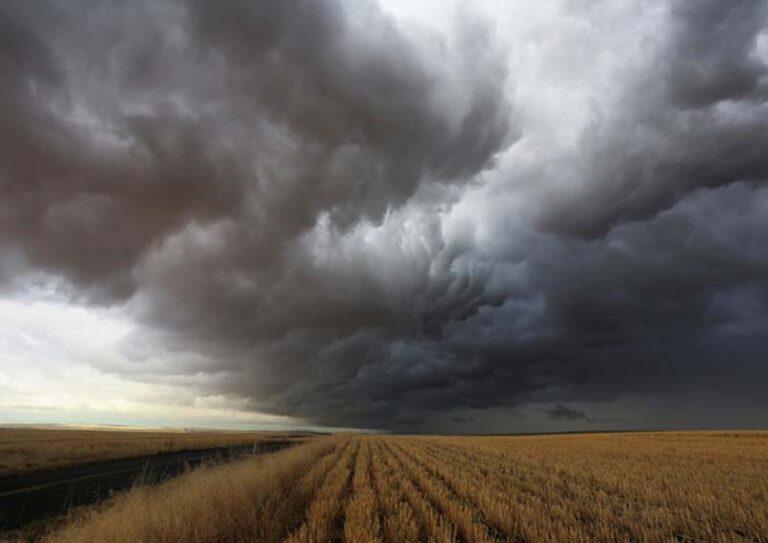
[44,431,768,543]
[0,427,304,476]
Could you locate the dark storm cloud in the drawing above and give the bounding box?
[545,405,589,423]
[667,0,768,108]
[0,0,509,298]
[1,0,767,430]
[542,404,631,426]
[539,0,768,239]
[0,1,246,299]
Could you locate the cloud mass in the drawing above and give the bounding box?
[1,0,766,431]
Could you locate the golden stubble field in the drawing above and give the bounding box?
[0,427,302,476]
[42,431,768,543]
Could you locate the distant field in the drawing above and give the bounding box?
[0,427,304,476]
[43,431,768,542]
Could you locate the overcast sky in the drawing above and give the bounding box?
[1,0,766,433]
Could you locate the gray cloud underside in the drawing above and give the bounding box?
[1,0,767,429]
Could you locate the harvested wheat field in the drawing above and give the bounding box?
[43,431,768,543]
[0,427,302,476]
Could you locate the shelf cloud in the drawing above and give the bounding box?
[1,0,766,430]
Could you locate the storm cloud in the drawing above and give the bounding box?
[545,405,590,423]
[1,0,766,431]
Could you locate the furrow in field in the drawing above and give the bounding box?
[398,439,565,542]
[252,438,348,543]
[376,438,459,543]
[369,439,421,543]
[364,438,385,542]
[384,439,499,543]
[423,436,760,542]
[420,438,676,542]
[342,438,382,543]
[413,441,554,527]
[411,441,534,537]
[283,438,358,543]
[408,438,697,542]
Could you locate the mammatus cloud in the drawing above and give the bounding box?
[1,0,766,430]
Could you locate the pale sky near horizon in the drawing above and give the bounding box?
[1,0,766,433]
